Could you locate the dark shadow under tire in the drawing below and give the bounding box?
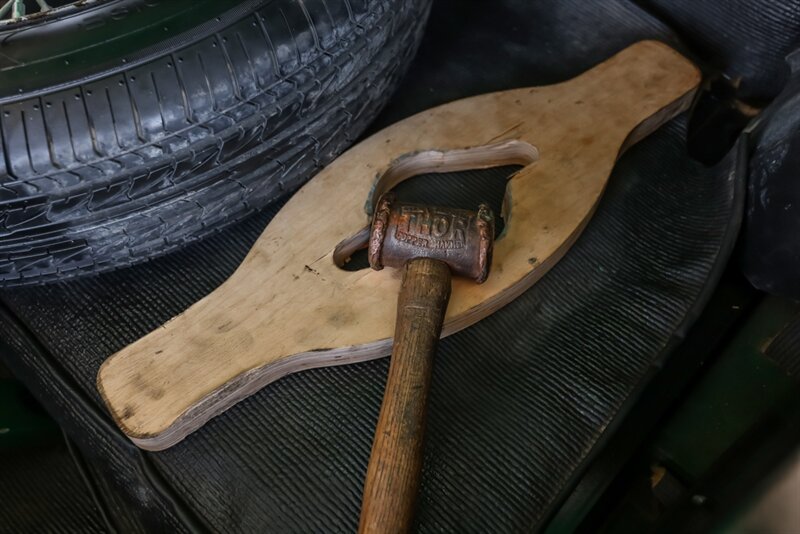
[0,0,431,285]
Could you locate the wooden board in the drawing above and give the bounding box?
[97,41,700,451]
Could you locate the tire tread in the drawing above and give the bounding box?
[0,0,430,284]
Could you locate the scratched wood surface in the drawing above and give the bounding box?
[97,41,700,450]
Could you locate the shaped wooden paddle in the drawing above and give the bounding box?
[97,41,700,451]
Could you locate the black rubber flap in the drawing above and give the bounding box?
[0,0,749,531]
[743,50,800,299]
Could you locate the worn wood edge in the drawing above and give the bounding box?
[117,84,699,451]
[118,339,392,450]
[333,139,538,264]
[366,139,540,213]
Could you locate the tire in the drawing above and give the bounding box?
[0,0,431,285]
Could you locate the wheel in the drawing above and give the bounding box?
[0,0,431,285]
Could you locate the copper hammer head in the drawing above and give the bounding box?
[367,192,495,282]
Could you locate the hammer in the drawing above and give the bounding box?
[359,192,494,533]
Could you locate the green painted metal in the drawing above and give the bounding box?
[0,378,60,449]
[542,270,761,534]
[543,288,800,533]
[597,296,800,533]
[1,0,54,21]
[653,297,800,482]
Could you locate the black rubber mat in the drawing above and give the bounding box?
[0,442,105,533]
[3,0,789,530]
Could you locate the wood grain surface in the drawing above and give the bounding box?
[97,41,701,450]
[358,258,451,534]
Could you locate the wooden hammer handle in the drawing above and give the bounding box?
[359,258,452,534]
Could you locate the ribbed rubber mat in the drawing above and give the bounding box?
[0,0,765,530]
[0,442,105,533]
